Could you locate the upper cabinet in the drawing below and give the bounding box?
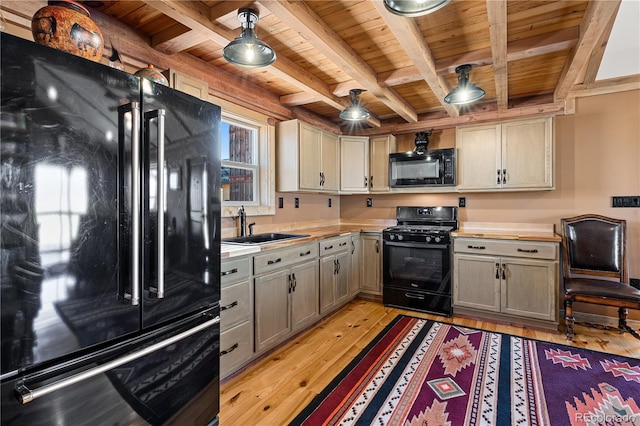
[277,119,340,192]
[457,117,554,191]
[340,134,396,193]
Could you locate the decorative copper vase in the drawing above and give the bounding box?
[31,0,104,62]
[134,64,169,86]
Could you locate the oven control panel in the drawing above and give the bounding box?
[383,231,451,244]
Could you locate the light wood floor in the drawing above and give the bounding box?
[219,299,640,425]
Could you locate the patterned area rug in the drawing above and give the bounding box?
[291,315,640,426]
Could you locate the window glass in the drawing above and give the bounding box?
[221,120,258,204]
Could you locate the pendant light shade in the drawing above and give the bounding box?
[444,64,486,105]
[223,8,276,68]
[340,89,371,121]
[383,0,451,17]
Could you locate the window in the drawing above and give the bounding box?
[221,118,259,205]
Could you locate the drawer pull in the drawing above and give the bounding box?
[220,343,239,356]
[410,283,419,288]
[299,250,311,257]
[468,245,486,250]
[221,300,238,311]
[404,293,425,300]
[221,268,238,277]
[324,245,334,250]
[339,242,347,247]
[517,248,539,253]
[267,258,282,265]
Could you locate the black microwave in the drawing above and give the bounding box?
[389,148,456,187]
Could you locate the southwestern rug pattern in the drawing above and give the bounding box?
[291,315,640,426]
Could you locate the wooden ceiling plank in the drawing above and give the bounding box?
[554,0,621,101]
[260,0,418,123]
[487,0,508,111]
[139,0,378,126]
[371,1,459,118]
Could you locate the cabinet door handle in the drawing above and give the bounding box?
[299,250,311,257]
[221,300,238,311]
[375,240,380,253]
[502,263,507,280]
[351,240,355,254]
[292,273,297,292]
[267,258,282,265]
[220,343,239,356]
[364,176,368,187]
[495,263,500,279]
[336,259,341,274]
[517,248,539,253]
[468,245,486,250]
[502,169,507,184]
[497,169,501,184]
[221,268,238,276]
[370,175,373,188]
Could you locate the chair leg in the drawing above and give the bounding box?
[565,298,575,341]
[618,307,640,340]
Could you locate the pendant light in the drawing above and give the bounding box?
[444,64,486,105]
[339,89,371,121]
[383,0,451,17]
[223,8,276,68]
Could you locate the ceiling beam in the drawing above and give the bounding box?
[283,27,579,107]
[371,1,458,117]
[486,0,508,111]
[581,2,621,85]
[554,0,621,101]
[138,0,383,126]
[260,0,418,123]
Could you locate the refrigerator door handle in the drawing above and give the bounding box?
[15,315,220,405]
[146,109,166,298]
[119,102,141,306]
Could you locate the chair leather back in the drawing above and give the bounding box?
[561,214,627,282]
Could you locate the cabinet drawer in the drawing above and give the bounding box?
[220,321,253,378]
[454,238,557,260]
[221,257,251,286]
[253,242,318,275]
[318,235,350,257]
[220,280,251,331]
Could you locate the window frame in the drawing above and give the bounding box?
[221,116,260,207]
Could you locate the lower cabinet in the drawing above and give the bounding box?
[360,232,382,296]
[319,235,351,314]
[349,234,361,296]
[220,256,253,379]
[452,237,559,329]
[254,243,319,354]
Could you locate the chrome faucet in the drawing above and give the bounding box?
[238,206,247,236]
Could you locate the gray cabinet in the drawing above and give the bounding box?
[319,236,351,314]
[253,242,319,353]
[220,256,253,379]
[360,232,382,296]
[349,234,361,296]
[453,237,559,329]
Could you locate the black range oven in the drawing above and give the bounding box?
[382,206,458,316]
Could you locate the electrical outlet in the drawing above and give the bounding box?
[612,196,640,207]
[278,197,284,208]
[631,278,640,290]
[366,198,373,207]
[458,197,466,208]
[328,198,332,208]
[294,197,299,208]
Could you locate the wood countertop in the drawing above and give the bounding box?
[221,224,389,258]
[452,222,562,243]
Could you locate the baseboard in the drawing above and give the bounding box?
[562,309,640,330]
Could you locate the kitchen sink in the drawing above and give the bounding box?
[222,233,310,245]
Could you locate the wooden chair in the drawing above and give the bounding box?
[561,214,640,341]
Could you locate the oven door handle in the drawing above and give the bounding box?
[383,241,449,250]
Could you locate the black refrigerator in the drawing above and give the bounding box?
[1,33,221,425]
